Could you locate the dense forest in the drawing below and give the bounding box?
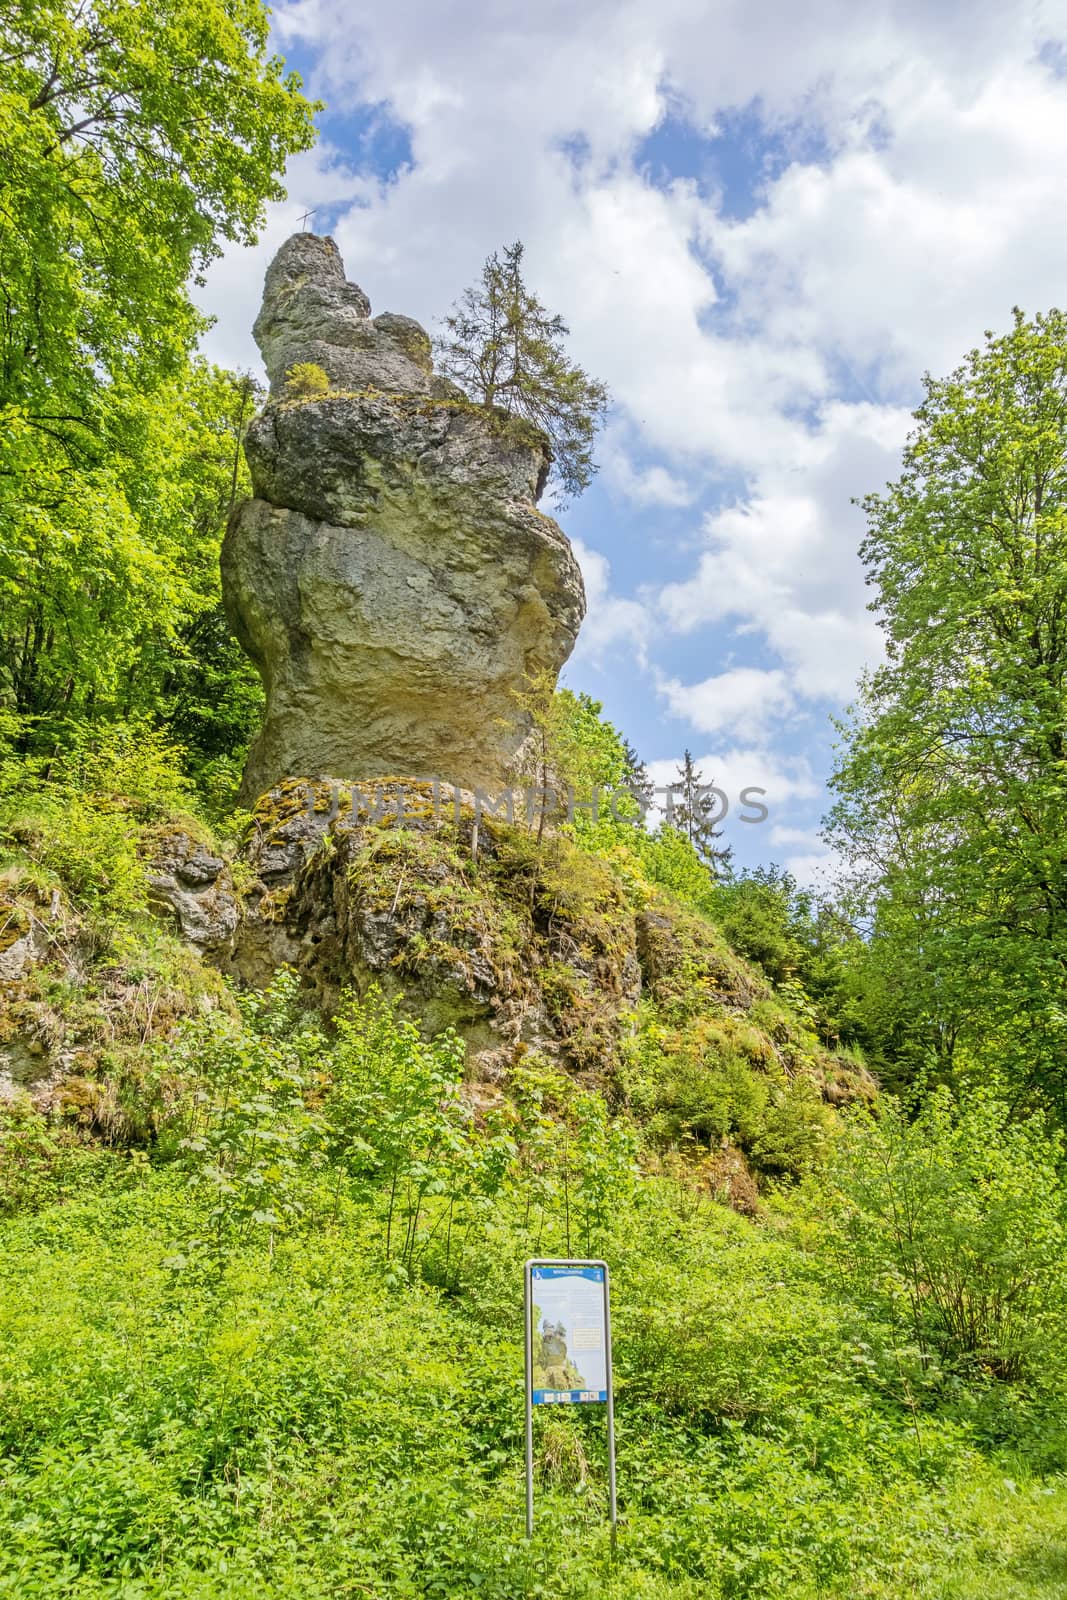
[1,4,1066,1596]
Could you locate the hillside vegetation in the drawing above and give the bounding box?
[1,730,1066,1597]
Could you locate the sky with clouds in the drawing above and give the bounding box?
[197,0,1067,883]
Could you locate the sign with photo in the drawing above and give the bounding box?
[529,1263,608,1403]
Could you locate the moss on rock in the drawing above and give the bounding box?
[219,779,873,1161]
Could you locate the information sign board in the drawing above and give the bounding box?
[529,1263,608,1403]
[524,1258,616,1541]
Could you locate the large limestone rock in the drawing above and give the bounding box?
[222,233,586,806]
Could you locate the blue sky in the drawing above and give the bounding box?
[199,0,1067,883]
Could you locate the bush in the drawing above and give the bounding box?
[170,969,328,1249]
[0,722,200,941]
[324,983,471,1272]
[283,361,330,400]
[826,1086,1067,1378]
[0,1100,113,1216]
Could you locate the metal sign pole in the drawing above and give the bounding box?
[524,1259,535,1538]
[604,1262,618,1551]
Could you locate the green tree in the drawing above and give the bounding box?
[434,241,609,502]
[668,749,733,877]
[827,308,1067,1115]
[552,689,648,818]
[0,361,263,771]
[0,0,316,430]
[505,681,649,846]
[828,1086,1067,1379]
[0,1,314,777]
[620,731,654,809]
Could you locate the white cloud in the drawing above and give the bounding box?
[568,539,651,668]
[780,849,841,890]
[646,746,820,821]
[658,666,795,738]
[599,428,698,507]
[714,60,1067,391]
[656,400,910,701]
[769,824,826,850]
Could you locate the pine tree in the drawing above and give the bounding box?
[621,735,654,810]
[433,241,609,503]
[668,750,733,876]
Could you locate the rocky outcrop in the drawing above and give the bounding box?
[223,234,585,807]
[122,780,876,1120]
[0,858,235,1124]
[252,233,447,401]
[0,788,875,1170]
[144,831,239,954]
[0,898,50,985]
[220,779,642,1084]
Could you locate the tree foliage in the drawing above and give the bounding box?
[0,0,314,787]
[0,0,316,426]
[829,1086,1067,1379]
[828,307,1067,1115]
[0,361,265,782]
[434,241,609,502]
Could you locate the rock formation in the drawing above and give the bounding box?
[132,777,875,1116]
[222,233,586,807]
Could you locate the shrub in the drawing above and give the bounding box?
[324,984,470,1271]
[283,361,330,400]
[171,968,328,1248]
[0,1100,111,1216]
[826,1085,1067,1378]
[0,722,200,942]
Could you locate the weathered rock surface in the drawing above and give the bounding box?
[253,233,446,400]
[223,233,585,807]
[0,905,47,985]
[144,831,240,954]
[0,858,235,1122]
[218,779,643,1083]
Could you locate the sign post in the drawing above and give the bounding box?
[524,1258,616,1545]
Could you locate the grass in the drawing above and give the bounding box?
[0,1160,1064,1599]
[0,748,1063,1597]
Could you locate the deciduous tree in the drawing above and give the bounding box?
[827,308,1067,1116]
[0,0,315,781]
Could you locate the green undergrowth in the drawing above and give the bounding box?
[0,727,237,1145]
[0,977,1064,1597]
[2,746,1065,1596]
[2,742,861,1186]
[252,778,866,1178]
[0,1162,1064,1597]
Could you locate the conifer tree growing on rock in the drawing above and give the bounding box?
[433,242,610,503]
